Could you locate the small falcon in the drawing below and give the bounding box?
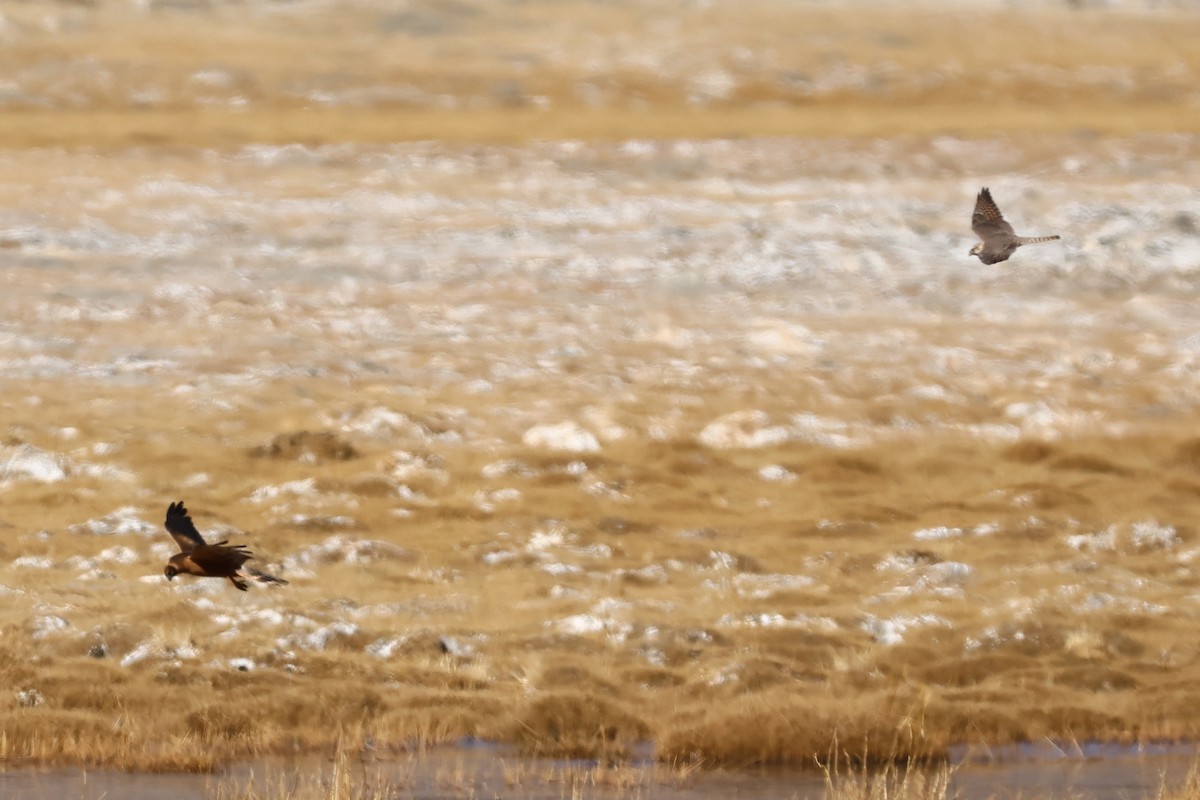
[969,187,1061,265]
[162,500,287,591]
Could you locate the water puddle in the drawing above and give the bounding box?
[2,741,1196,800]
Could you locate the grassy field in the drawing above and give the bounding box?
[0,1,1197,145]
[5,276,1200,771]
[2,0,1200,788]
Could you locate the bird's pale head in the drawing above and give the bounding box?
[968,242,983,257]
[164,564,179,581]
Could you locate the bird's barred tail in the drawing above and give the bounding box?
[1017,235,1061,244]
[248,567,289,586]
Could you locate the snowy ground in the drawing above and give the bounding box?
[2,135,1200,767]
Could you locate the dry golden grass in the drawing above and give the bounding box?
[0,4,1198,778]
[0,1,1197,145]
[7,310,1200,773]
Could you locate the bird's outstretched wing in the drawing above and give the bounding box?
[189,541,254,575]
[971,187,1015,240]
[165,500,206,553]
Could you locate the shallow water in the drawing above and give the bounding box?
[3,743,1198,800]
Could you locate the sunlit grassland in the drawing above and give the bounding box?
[0,1,1197,146]
[5,287,1200,771]
[0,0,1198,772]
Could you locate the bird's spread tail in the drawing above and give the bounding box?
[247,567,289,586]
[1017,235,1061,245]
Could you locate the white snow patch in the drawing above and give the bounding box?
[12,555,54,569]
[300,621,359,650]
[522,421,600,453]
[248,478,319,503]
[758,464,796,482]
[366,636,412,659]
[861,613,951,645]
[31,615,70,638]
[1130,520,1178,551]
[120,642,156,667]
[556,613,606,635]
[0,444,70,482]
[481,549,518,566]
[717,612,790,628]
[1066,521,1178,553]
[912,526,963,540]
[96,545,140,565]
[541,562,583,576]
[698,410,789,449]
[790,413,859,448]
[706,573,814,599]
[553,598,633,640]
[72,507,157,536]
[118,639,200,667]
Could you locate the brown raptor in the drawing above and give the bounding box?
[163,500,287,591]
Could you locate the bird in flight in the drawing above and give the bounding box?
[162,500,287,591]
[969,187,1060,264]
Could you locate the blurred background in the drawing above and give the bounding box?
[0,0,1197,145]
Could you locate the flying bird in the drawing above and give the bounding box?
[162,500,287,591]
[969,187,1060,265]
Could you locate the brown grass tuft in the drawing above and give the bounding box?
[502,692,651,760]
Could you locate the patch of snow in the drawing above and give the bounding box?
[12,555,54,569]
[481,549,518,566]
[553,598,633,640]
[708,551,738,571]
[0,444,70,483]
[541,562,583,576]
[366,636,408,659]
[522,421,600,453]
[698,410,790,449]
[96,545,140,564]
[71,507,157,536]
[758,464,796,482]
[861,613,950,645]
[732,573,814,599]
[300,621,359,650]
[913,526,963,540]
[556,613,606,635]
[717,612,790,628]
[31,615,69,638]
[527,526,567,552]
[248,477,319,503]
[1130,520,1178,551]
[790,413,859,448]
[924,561,974,586]
[473,487,522,512]
[439,635,475,658]
[289,513,357,529]
[77,568,117,581]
